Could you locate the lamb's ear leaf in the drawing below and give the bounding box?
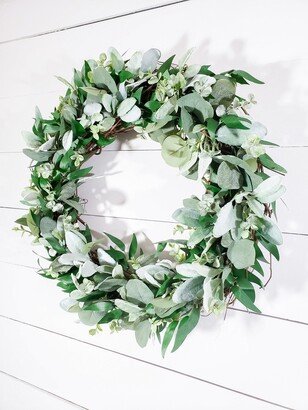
[135,319,152,348]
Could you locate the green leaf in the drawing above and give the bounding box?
[141,48,160,72]
[220,155,263,189]
[217,161,242,190]
[92,67,117,94]
[227,239,256,269]
[126,279,154,305]
[135,319,152,348]
[177,92,214,122]
[119,70,134,83]
[117,97,137,118]
[172,307,200,352]
[22,131,41,149]
[158,55,175,74]
[23,149,53,162]
[78,310,105,326]
[162,321,178,357]
[231,70,264,84]
[84,301,113,312]
[220,114,251,129]
[26,211,39,236]
[232,285,261,313]
[97,135,115,147]
[155,99,175,120]
[40,216,56,238]
[114,299,142,314]
[161,135,191,167]
[68,166,92,181]
[108,47,124,73]
[98,308,123,324]
[261,217,283,245]
[65,230,87,254]
[104,232,125,251]
[253,175,285,203]
[152,298,182,318]
[71,120,85,137]
[172,276,204,304]
[129,234,138,259]
[181,107,193,133]
[210,77,236,106]
[259,153,287,174]
[259,238,280,261]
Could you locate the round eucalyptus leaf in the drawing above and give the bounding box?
[161,135,191,167]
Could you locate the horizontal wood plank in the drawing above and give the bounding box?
[0,316,280,410]
[0,0,307,101]
[0,371,83,410]
[0,0,182,43]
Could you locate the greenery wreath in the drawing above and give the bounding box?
[16,48,286,355]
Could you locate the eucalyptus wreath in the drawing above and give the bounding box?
[16,48,286,355]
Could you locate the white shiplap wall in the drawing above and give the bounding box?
[0,1,307,409]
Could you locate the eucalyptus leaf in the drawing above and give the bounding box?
[78,310,105,326]
[227,239,256,269]
[92,66,117,94]
[161,135,191,167]
[177,92,214,122]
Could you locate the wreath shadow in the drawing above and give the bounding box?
[79,39,307,328]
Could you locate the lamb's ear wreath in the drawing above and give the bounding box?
[17,48,286,355]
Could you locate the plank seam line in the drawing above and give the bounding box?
[0,205,307,237]
[0,369,88,409]
[0,0,189,45]
[0,314,295,410]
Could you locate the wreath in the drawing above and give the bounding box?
[16,48,286,355]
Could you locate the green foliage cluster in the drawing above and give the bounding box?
[17,48,286,354]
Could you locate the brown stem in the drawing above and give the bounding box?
[264,253,273,287]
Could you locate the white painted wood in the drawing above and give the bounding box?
[0,147,306,234]
[0,0,180,43]
[0,0,307,100]
[0,317,279,410]
[1,0,308,407]
[0,371,82,410]
[0,266,307,409]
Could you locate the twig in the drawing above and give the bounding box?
[264,253,273,287]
